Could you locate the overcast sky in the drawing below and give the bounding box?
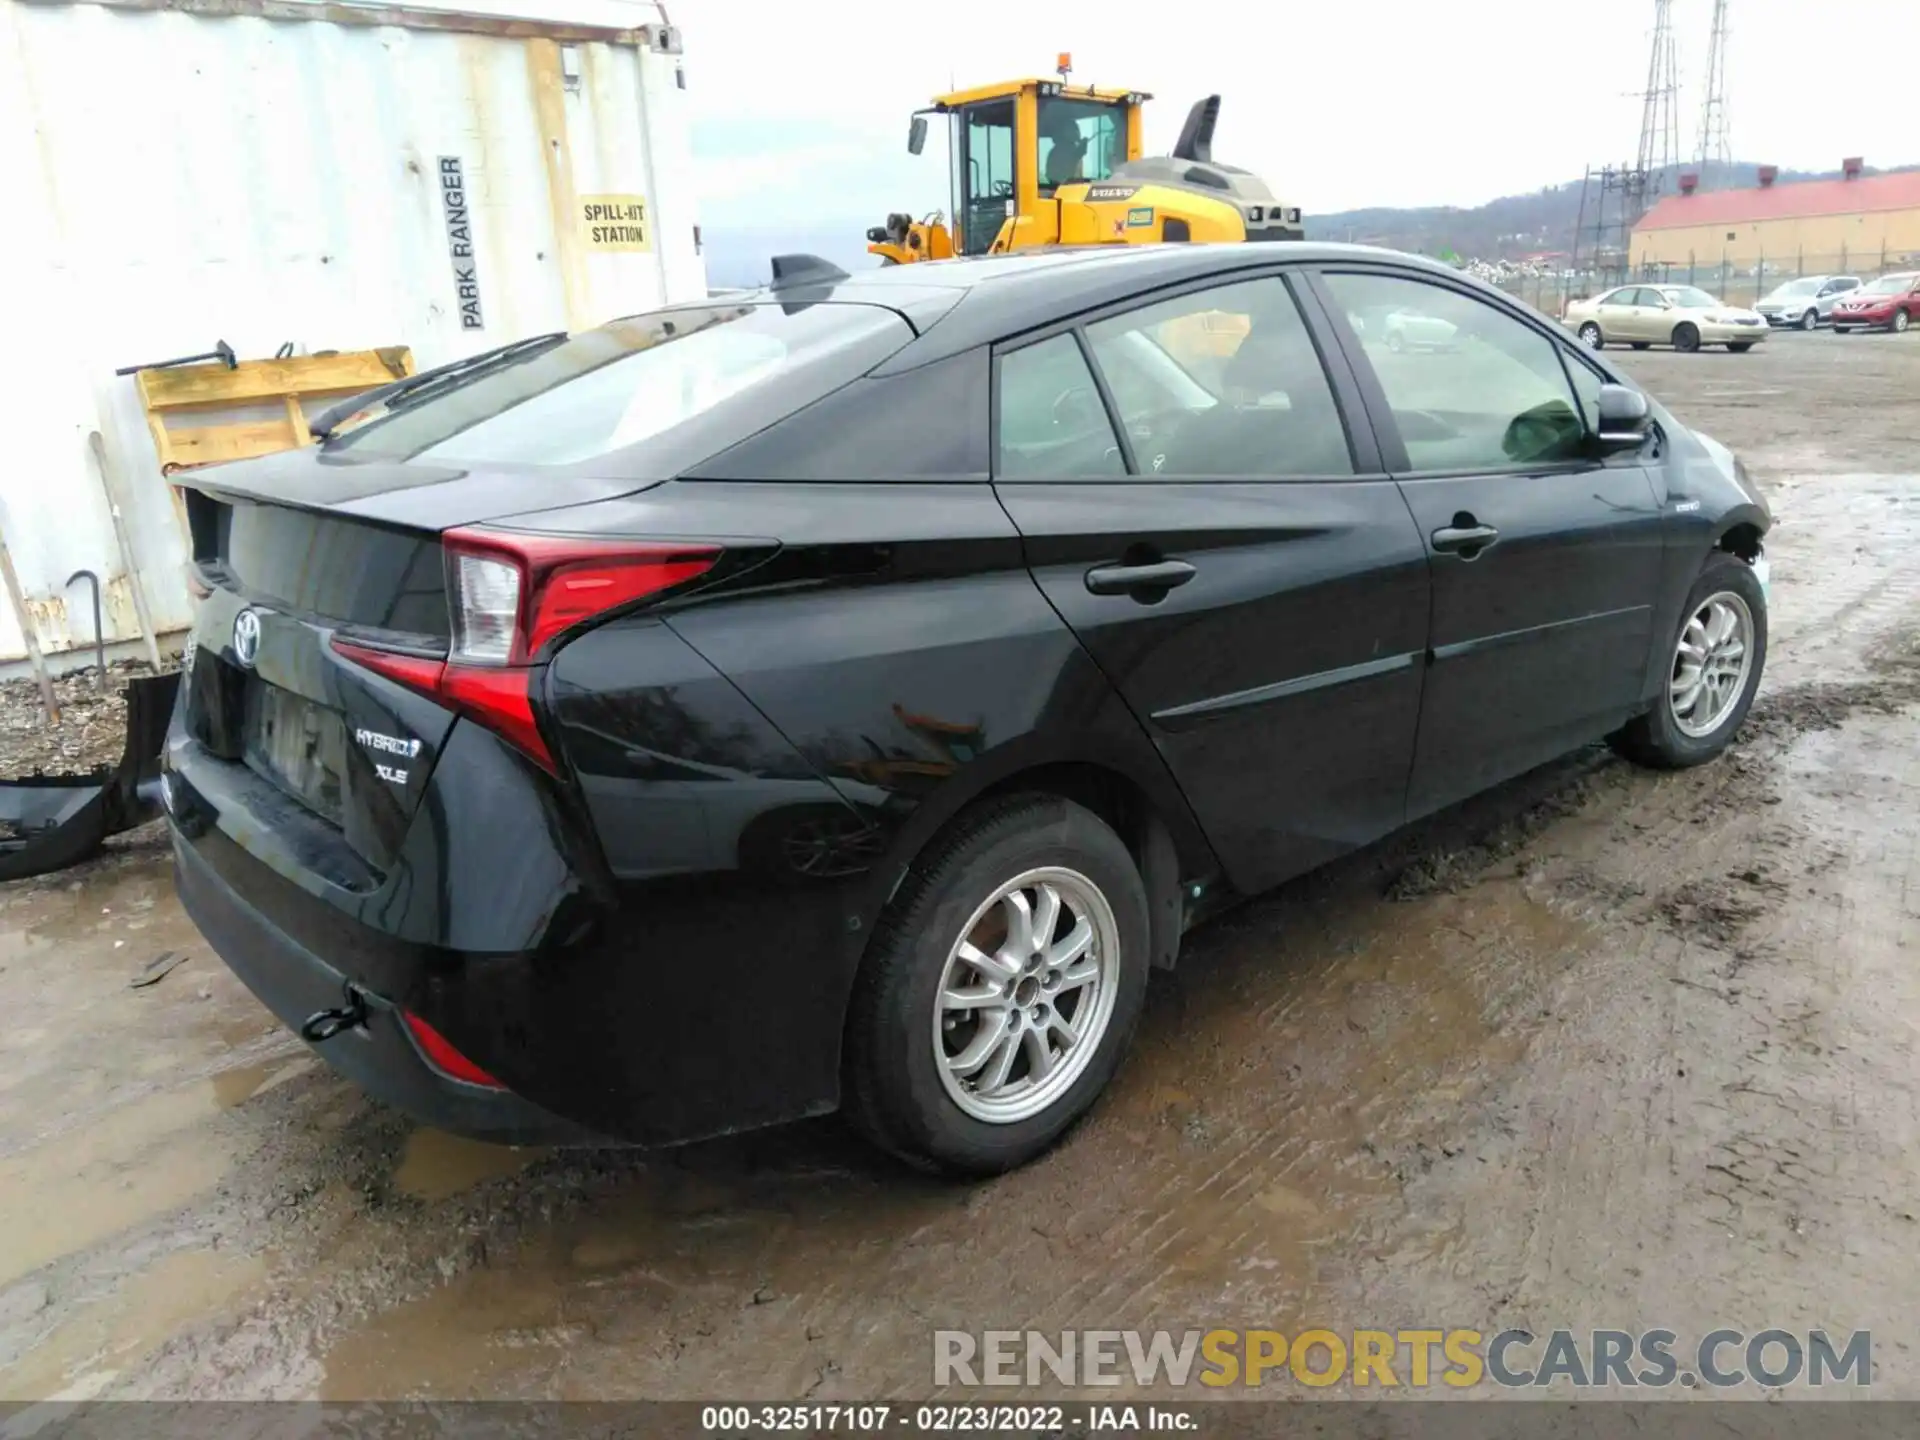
[678,0,1918,261]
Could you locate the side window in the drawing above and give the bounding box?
[1601,288,1634,307]
[995,334,1124,479]
[1083,277,1353,478]
[1325,271,1589,473]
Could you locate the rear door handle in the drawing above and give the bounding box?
[1431,523,1499,557]
[1085,560,1197,596]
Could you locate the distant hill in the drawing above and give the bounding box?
[1305,160,1920,260]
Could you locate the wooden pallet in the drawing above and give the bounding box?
[135,346,413,538]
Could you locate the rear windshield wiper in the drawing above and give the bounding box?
[310,331,569,441]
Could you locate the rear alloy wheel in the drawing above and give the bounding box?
[1609,550,1767,769]
[1672,322,1701,353]
[1800,308,1819,331]
[1894,309,1912,334]
[841,795,1149,1175]
[1577,322,1604,349]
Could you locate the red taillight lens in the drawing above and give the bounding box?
[328,531,718,775]
[402,1011,505,1089]
[443,527,721,667]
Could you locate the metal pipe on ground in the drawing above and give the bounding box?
[87,430,165,672]
[0,517,59,725]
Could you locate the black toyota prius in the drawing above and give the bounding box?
[164,243,1773,1175]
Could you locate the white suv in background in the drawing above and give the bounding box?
[1754,275,1862,330]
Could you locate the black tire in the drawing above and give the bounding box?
[1631,341,1651,350]
[1672,322,1701,353]
[1799,308,1819,331]
[1727,341,1754,352]
[1834,326,1854,334]
[1609,550,1768,770]
[1894,309,1912,334]
[841,794,1151,1176]
[1577,322,1604,350]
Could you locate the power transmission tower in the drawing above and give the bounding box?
[1632,0,1682,214]
[1695,0,1733,182]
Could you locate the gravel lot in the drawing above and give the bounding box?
[1,329,1917,1408]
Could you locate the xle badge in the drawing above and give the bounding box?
[355,726,422,787]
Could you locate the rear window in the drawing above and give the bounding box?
[328,302,907,466]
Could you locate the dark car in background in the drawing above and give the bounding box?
[1831,272,1920,333]
[163,243,1773,1176]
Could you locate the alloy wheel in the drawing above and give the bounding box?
[1670,591,1756,738]
[1578,323,1603,349]
[932,866,1120,1124]
[1895,310,1912,334]
[1800,308,1818,331]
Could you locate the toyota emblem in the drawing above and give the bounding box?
[232,608,262,668]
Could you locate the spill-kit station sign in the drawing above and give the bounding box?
[580,195,650,252]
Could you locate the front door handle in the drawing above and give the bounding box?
[1085,559,1197,597]
[1431,522,1500,558]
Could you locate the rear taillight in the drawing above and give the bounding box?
[402,1011,505,1089]
[331,528,719,774]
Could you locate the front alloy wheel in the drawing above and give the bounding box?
[1670,593,1756,738]
[1608,550,1768,769]
[1800,308,1819,331]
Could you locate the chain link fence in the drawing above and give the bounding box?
[1484,246,1920,317]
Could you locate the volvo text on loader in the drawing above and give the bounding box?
[865,56,1304,266]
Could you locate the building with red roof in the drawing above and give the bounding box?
[1630,162,1920,274]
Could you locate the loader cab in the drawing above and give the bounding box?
[923,75,1148,256]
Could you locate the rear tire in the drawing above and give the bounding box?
[1894,309,1912,334]
[1577,322,1604,350]
[1609,550,1767,770]
[1672,322,1701,353]
[841,795,1151,1176]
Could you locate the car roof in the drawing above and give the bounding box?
[756,242,1485,367]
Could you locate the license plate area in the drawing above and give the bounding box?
[243,680,349,829]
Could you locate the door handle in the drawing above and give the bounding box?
[1085,559,1197,597]
[1431,522,1499,558]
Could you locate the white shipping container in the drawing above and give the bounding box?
[0,0,705,672]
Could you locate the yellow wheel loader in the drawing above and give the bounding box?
[865,56,1303,266]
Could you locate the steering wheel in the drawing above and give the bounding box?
[991,180,1014,199]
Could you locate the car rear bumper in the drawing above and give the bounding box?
[173,821,608,1147]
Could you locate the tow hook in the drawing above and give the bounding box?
[300,983,370,1043]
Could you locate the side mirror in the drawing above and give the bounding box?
[907,115,928,156]
[1595,383,1651,450]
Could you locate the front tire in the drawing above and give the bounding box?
[1799,308,1819,331]
[1672,322,1701,353]
[1577,322,1605,350]
[1609,550,1768,770]
[841,795,1151,1176]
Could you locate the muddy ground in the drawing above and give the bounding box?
[1,330,1917,1408]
